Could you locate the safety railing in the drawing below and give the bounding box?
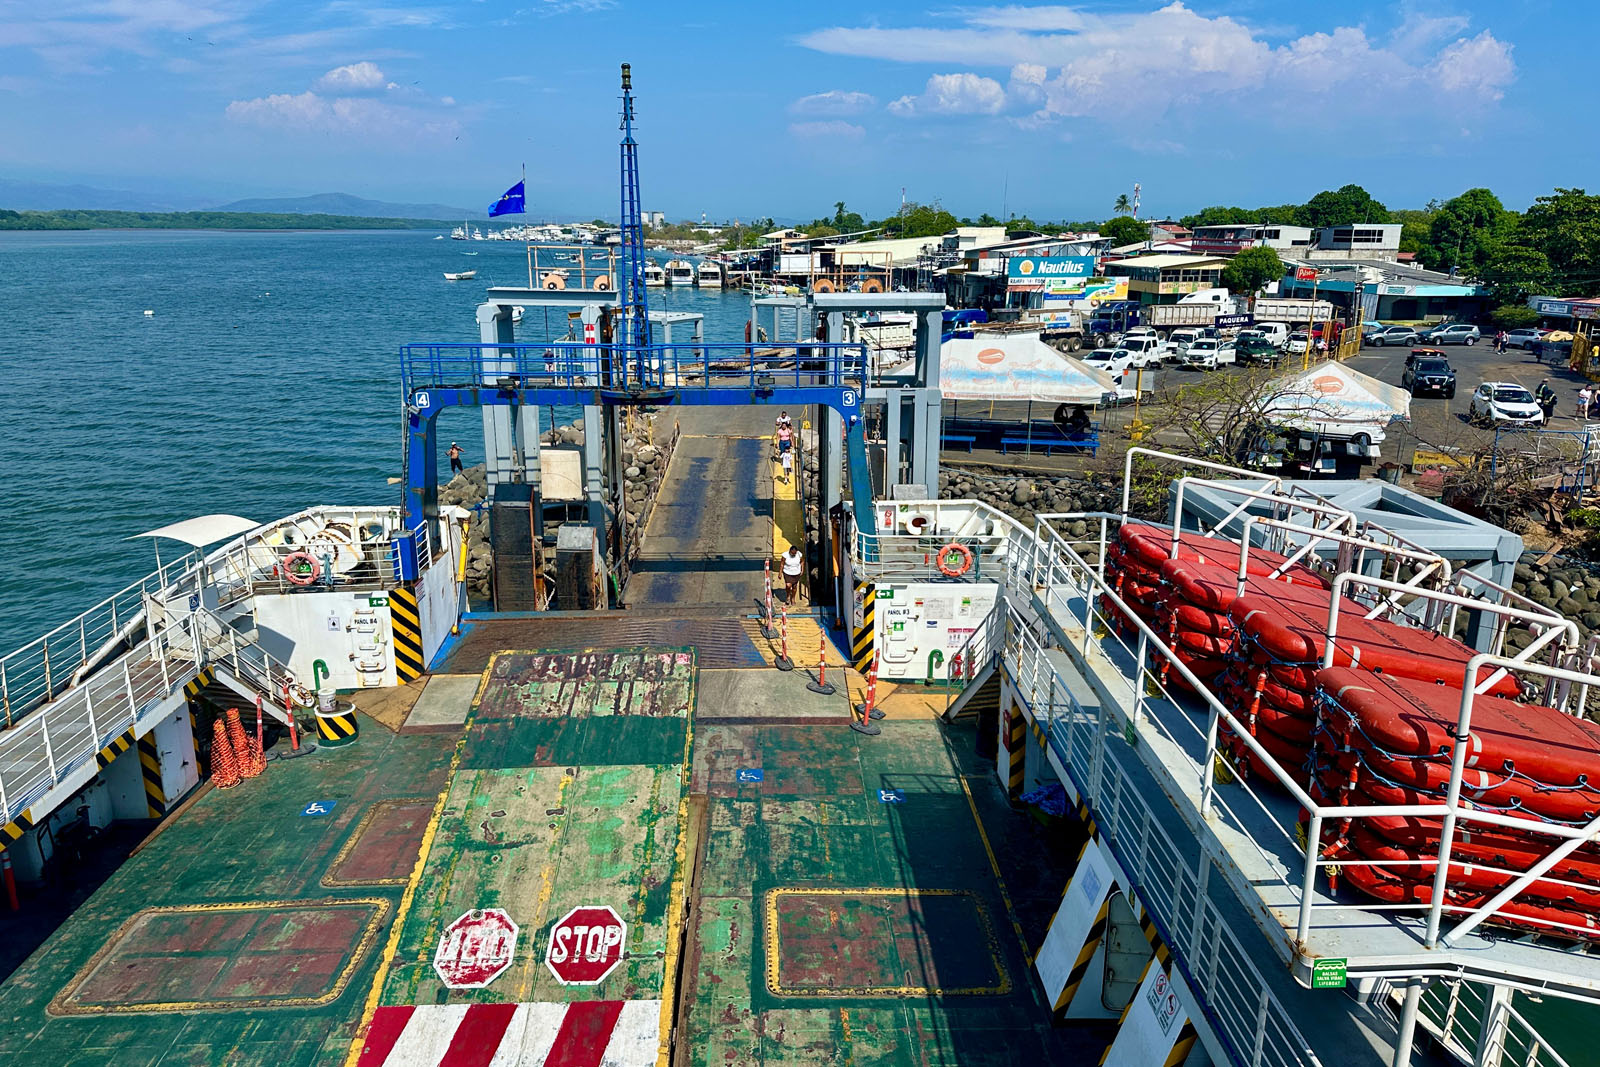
[189,609,299,709]
[1419,981,1574,1067]
[942,602,1007,718]
[400,341,868,395]
[0,551,200,728]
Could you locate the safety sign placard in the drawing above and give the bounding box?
[878,789,906,804]
[300,800,337,817]
[736,769,765,783]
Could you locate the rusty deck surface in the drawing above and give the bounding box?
[0,641,1093,1066]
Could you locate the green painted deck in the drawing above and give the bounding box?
[0,639,1096,1066]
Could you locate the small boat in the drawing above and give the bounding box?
[511,305,523,323]
[644,262,666,288]
[433,235,445,240]
[462,251,478,256]
[665,259,694,287]
[695,260,723,289]
[443,270,477,281]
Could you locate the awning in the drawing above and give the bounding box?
[941,335,1120,404]
[1259,362,1411,437]
[131,514,260,548]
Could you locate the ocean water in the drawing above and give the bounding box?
[0,230,751,653]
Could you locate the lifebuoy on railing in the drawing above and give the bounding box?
[542,272,567,290]
[937,542,974,577]
[862,277,884,294]
[283,551,321,586]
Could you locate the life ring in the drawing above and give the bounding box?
[936,542,974,577]
[286,682,318,709]
[862,277,884,294]
[592,274,612,291]
[283,551,321,586]
[541,272,567,290]
[813,278,836,293]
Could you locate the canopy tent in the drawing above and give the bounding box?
[131,514,259,548]
[1258,362,1411,439]
[940,334,1120,405]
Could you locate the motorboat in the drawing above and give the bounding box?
[695,260,723,289]
[443,270,477,281]
[644,261,666,288]
[665,259,694,287]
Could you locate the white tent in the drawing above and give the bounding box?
[941,334,1120,404]
[1258,362,1411,440]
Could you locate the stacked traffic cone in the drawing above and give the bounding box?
[225,708,264,778]
[211,719,242,788]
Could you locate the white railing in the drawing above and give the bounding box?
[0,552,200,728]
[942,603,1006,718]
[1419,982,1575,1067]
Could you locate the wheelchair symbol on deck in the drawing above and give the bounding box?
[300,800,337,817]
[736,769,764,783]
[878,789,906,804]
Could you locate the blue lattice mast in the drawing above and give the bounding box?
[617,63,651,379]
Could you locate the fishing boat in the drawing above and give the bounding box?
[664,259,694,287]
[442,270,477,281]
[695,259,722,289]
[644,261,666,287]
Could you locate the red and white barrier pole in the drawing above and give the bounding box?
[774,604,793,671]
[762,560,775,638]
[255,695,268,762]
[807,630,837,695]
[280,684,314,758]
[852,650,883,735]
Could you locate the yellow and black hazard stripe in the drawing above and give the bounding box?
[182,665,215,701]
[1075,798,1099,841]
[1030,717,1048,751]
[851,580,876,672]
[137,735,166,818]
[1055,893,1111,1015]
[1006,702,1026,798]
[389,585,425,682]
[0,808,35,853]
[96,727,136,771]
[315,708,360,746]
[1162,1020,1198,1066]
[1129,889,1172,968]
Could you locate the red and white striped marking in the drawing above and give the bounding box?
[358,1000,659,1067]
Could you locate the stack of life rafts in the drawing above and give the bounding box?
[1102,520,1600,942]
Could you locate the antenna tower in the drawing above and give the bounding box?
[618,63,651,365]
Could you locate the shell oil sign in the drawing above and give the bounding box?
[976,347,1006,365]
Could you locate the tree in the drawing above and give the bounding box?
[1114,193,1132,215]
[1488,304,1542,330]
[1424,188,1510,276]
[1099,215,1148,245]
[1220,246,1286,301]
[833,201,847,227]
[1478,243,1555,304]
[1518,188,1600,295]
[1297,184,1390,229]
[1179,205,1258,228]
[976,212,1001,227]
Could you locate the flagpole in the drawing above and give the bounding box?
[523,164,533,289]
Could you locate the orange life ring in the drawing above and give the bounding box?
[862,277,885,294]
[936,542,973,577]
[813,278,836,293]
[283,551,321,586]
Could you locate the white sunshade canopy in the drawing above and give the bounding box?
[1258,362,1412,437]
[131,514,260,548]
[941,334,1120,405]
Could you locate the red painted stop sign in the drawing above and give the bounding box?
[544,905,628,985]
[433,908,519,989]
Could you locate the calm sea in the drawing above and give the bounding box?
[0,229,750,653]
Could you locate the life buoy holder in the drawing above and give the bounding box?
[936,542,974,577]
[283,551,321,586]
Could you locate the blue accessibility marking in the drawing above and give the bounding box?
[300,800,337,817]
[878,789,906,804]
[736,769,765,783]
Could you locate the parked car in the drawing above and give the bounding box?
[1236,336,1282,366]
[1469,382,1544,426]
[1423,322,1481,346]
[1364,324,1421,347]
[1253,322,1290,348]
[1505,327,1548,349]
[1115,334,1169,367]
[1181,338,1236,369]
[1168,328,1203,352]
[1286,331,1311,355]
[1400,354,1456,398]
[1082,347,1133,373]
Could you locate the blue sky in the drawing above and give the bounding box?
[0,1,1584,221]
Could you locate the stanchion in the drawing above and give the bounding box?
[211,719,242,787]
[774,605,793,672]
[761,560,775,639]
[851,650,883,735]
[807,631,837,695]
[255,695,272,763]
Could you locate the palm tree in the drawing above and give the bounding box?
[1114,193,1132,216]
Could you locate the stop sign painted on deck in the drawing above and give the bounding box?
[433,908,519,989]
[545,905,628,985]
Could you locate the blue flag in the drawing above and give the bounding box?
[488,179,525,217]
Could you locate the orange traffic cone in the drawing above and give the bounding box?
[225,708,263,779]
[211,719,241,788]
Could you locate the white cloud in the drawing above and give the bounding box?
[316,61,386,92]
[226,89,460,143]
[803,3,1516,127]
[788,120,865,140]
[789,89,876,116]
[889,73,1006,116]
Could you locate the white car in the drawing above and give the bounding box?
[1468,382,1544,427]
[1168,328,1203,352]
[1286,332,1310,355]
[1082,347,1133,373]
[1181,338,1236,369]
[1113,335,1168,368]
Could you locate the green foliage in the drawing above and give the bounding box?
[1297,184,1390,229]
[879,200,960,239]
[1488,304,1542,329]
[1424,188,1510,275]
[1220,246,1285,296]
[1114,193,1132,216]
[1479,242,1554,303]
[1519,188,1600,295]
[1390,207,1437,260]
[644,220,716,242]
[1179,205,1260,228]
[0,208,451,230]
[1099,215,1148,245]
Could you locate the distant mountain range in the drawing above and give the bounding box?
[215,193,478,220]
[1,179,478,220]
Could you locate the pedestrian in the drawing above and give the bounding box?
[781,545,805,604]
[1580,386,1593,420]
[779,448,793,483]
[447,441,465,475]
[777,420,794,455]
[776,410,793,431]
[1537,379,1558,420]
[1495,330,1508,354]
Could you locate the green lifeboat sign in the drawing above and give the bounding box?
[1311,958,1347,989]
